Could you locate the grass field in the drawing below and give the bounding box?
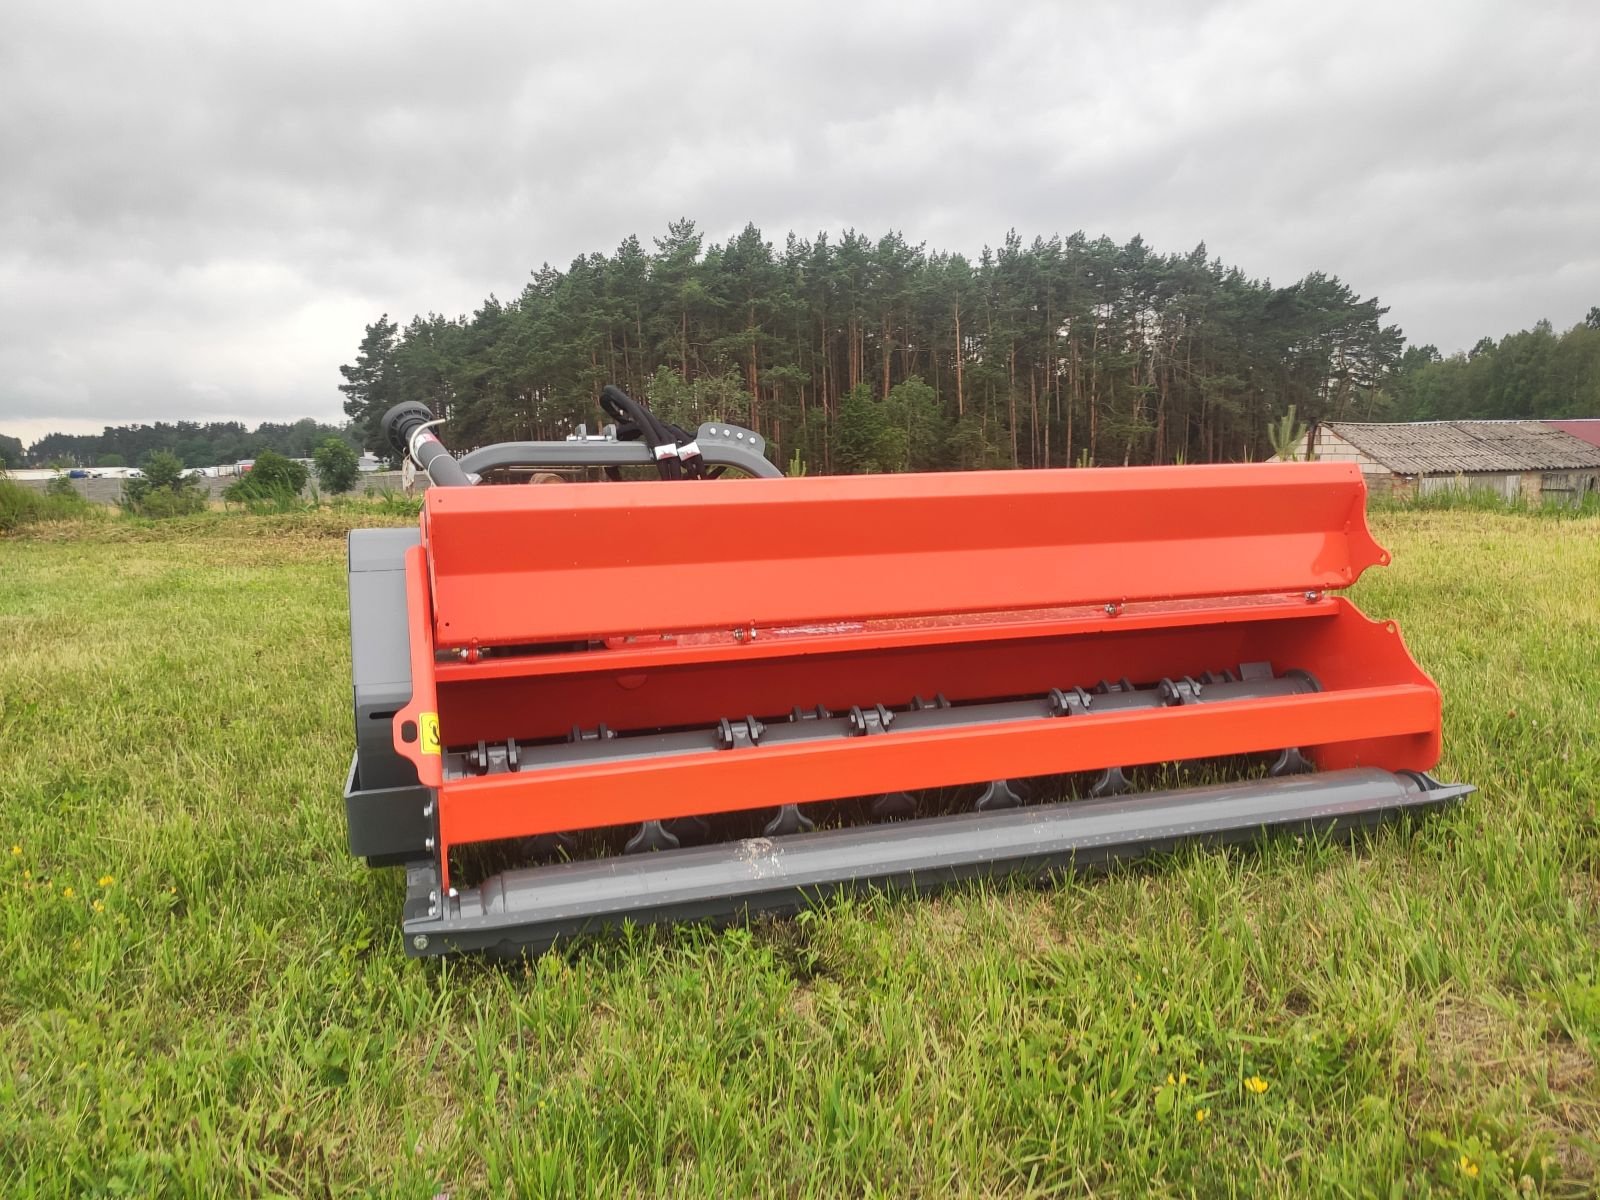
[2,507,1598,1198]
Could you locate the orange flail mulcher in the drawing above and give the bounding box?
[343,387,1469,956]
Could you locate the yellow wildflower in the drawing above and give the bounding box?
[1167,1073,1175,1086]
[1459,1155,1479,1179]
[1194,1108,1209,1123]
[62,886,75,899]
[1166,1071,1189,1087]
[92,899,105,913]
[1245,1075,1269,1094]
[9,845,20,857]
[98,874,114,888]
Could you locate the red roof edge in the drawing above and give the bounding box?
[1543,420,1600,449]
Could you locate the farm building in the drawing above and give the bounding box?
[1284,420,1600,503]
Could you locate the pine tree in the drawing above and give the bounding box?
[339,315,400,455]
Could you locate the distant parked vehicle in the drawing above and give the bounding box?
[68,469,89,479]
[236,459,255,473]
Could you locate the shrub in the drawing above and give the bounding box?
[332,489,421,518]
[136,488,210,518]
[0,476,93,532]
[224,450,308,503]
[312,437,359,494]
[122,451,206,517]
[232,489,314,515]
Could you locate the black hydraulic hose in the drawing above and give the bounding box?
[598,385,702,480]
[380,402,474,488]
[599,385,679,479]
[599,384,666,439]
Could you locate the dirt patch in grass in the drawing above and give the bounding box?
[1399,996,1599,1183]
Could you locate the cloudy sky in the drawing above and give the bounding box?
[2,0,1596,445]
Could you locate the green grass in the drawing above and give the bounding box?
[2,509,1597,1198]
[1370,486,1600,519]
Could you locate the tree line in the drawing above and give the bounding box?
[337,224,1600,473]
[1385,312,1600,423]
[6,418,354,470]
[338,220,1422,473]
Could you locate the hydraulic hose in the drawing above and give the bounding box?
[598,385,703,480]
[380,402,474,488]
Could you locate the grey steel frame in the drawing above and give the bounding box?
[399,768,1471,956]
[457,421,782,479]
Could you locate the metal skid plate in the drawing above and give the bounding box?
[399,767,1471,957]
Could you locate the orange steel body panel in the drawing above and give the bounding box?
[419,462,1387,648]
[438,685,1439,844]
[427,599,1440,847]
[387,461,1443,888]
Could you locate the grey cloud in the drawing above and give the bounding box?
[2,0,1596,442]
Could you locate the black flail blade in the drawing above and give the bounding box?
[666,815,712,845]
[869,791,919,821]
[973,779,1024,812]
[624,819,680,855]
[762,804,815,837]
[1269,747,1314,777]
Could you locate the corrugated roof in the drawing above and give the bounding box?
[1323,421,1600,474]
[1543,419,1600,450]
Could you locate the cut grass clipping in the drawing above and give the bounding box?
[2,508,1598,1197]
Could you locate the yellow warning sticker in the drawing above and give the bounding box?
[419,712,441,755]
